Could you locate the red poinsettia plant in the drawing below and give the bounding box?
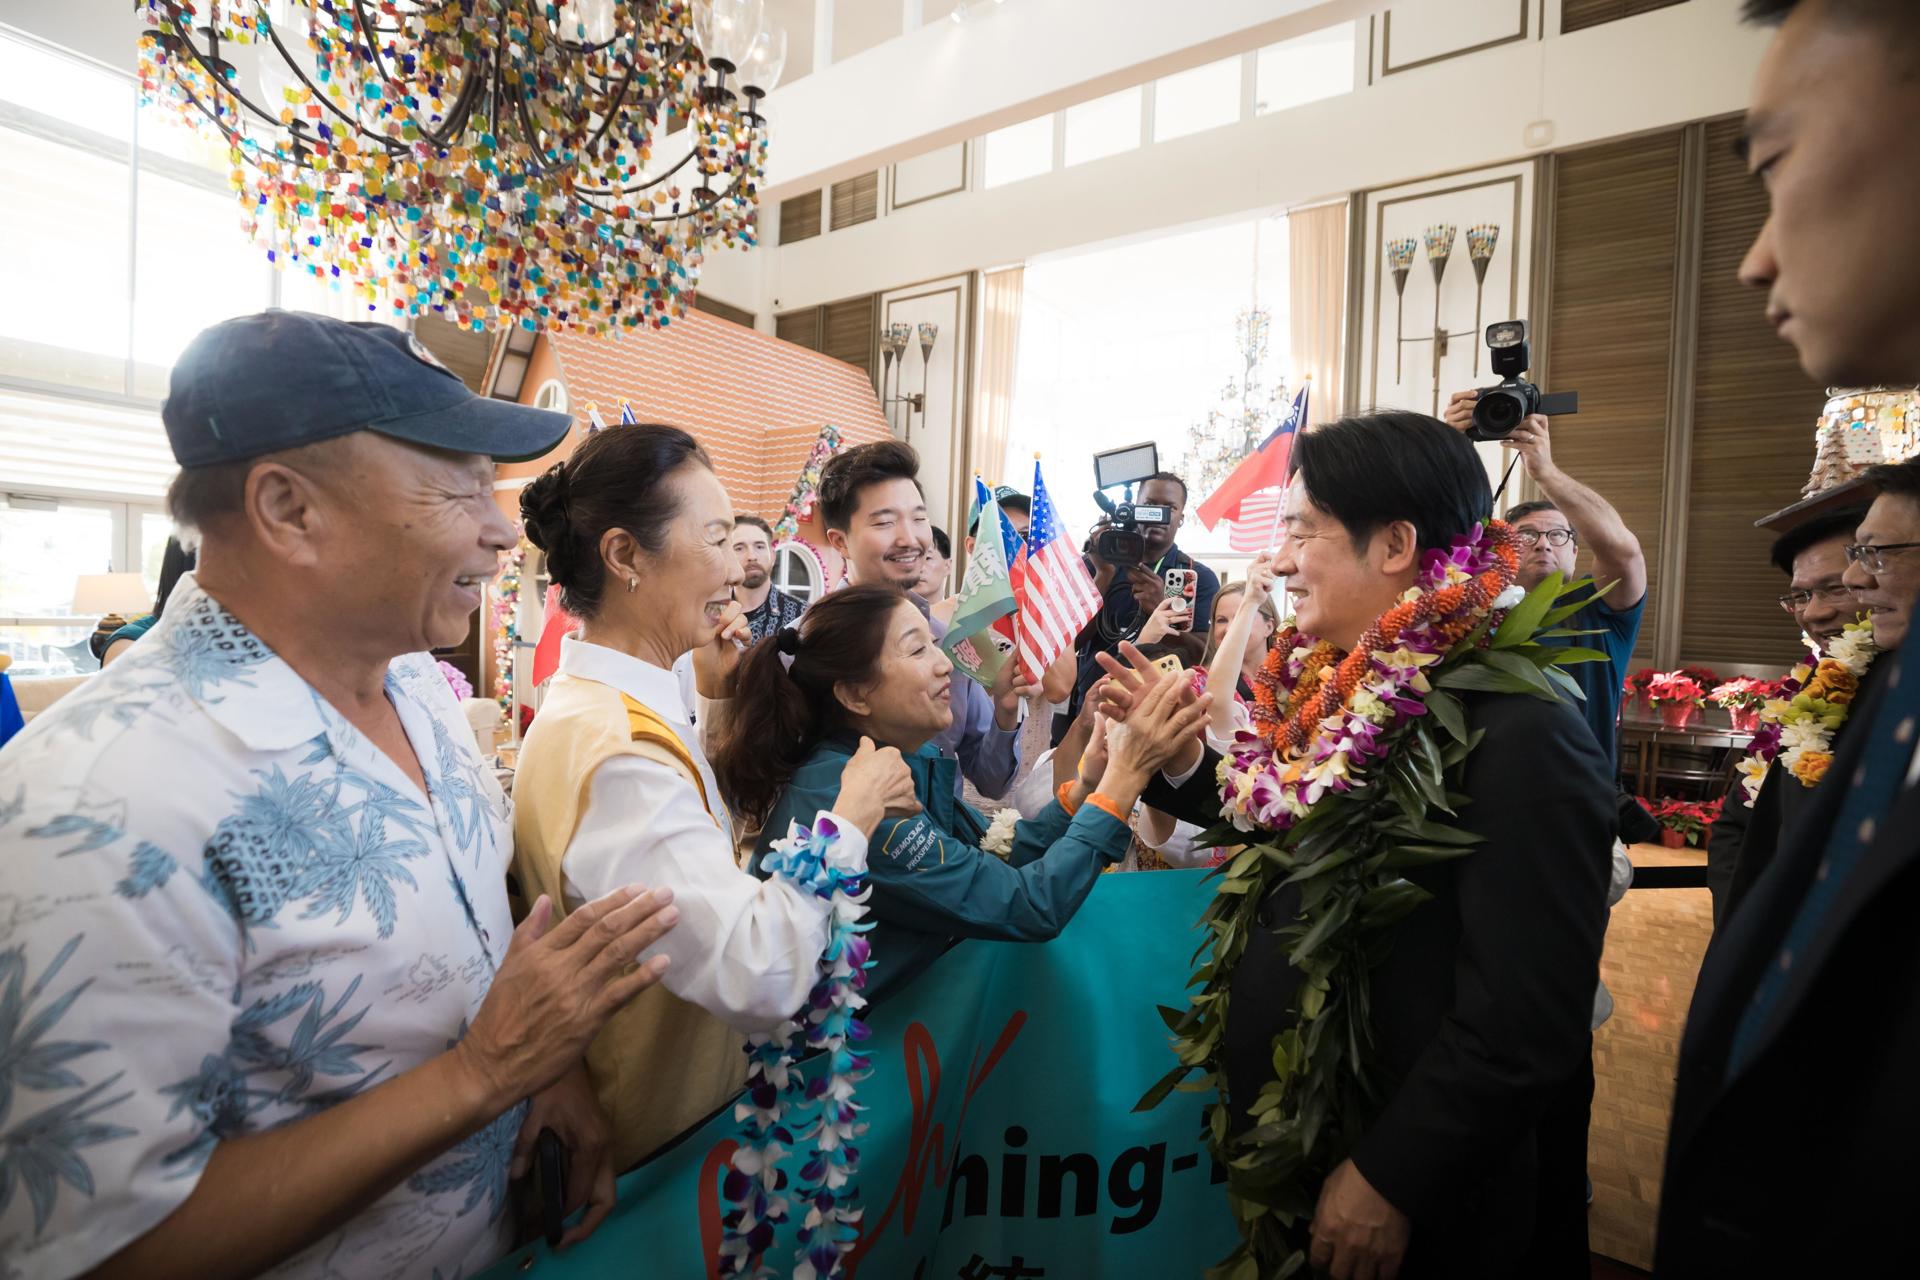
[1623,667,1659,699]
[1647,671,1709,706]
[1646,795,1724,847]
[1709,677,1771,711]
[1677,665,1722,690]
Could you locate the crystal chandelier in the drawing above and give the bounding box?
[1182,307,1289,499]
[136,1,786,334]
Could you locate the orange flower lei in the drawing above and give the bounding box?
[1252,522,1522,759]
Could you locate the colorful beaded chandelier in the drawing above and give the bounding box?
[137,1,784,334]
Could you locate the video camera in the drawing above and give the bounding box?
[1091,494,1172,567]
[1089,441,1169,567]
[1468,320,1579,441]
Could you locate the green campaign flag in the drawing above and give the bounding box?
[483,870,1237,1280]
[942,484,1018,685]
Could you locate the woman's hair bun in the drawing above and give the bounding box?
[518,462,572,554]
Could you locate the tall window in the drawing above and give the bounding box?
[0,495,168,676]
[1004,213,1291,561]
[0,29,394,404]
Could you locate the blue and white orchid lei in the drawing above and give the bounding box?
[719,817,874,1280]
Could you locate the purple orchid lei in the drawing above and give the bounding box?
[719,817,873,1280]
[1217,524,1523,833]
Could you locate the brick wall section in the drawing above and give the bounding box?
[531,309,891,519]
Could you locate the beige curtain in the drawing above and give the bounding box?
[1288,201,1348,428]
[972,266,1024,485]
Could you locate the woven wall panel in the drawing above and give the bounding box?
[691,293,756,329]
[821,295,879,385]
[779,190,822,245]
[774,308,821,351]
[1545,130,1684,667]
[830,171,880,231]
[1679,115,1829,668]
[1562,0,1688,35]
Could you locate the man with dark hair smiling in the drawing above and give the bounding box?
[1104,411,1613,1279]
[816,440,1025,798]
[1659,2,1920,1272]
[1842,460,1920,653]
[1706,504,1870,929]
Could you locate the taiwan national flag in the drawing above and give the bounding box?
[1196,380,1310,542]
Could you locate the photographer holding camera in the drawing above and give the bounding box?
[1059,471,1219,745]
[1443,391,1647,771]
[1444,377,1645,1276]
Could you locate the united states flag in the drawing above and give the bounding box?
[1011,462,1104,684]
[1228,491,1283,552]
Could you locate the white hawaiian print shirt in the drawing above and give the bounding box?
[0,575,520,1279]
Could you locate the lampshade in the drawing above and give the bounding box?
[72,573,153,618]
[739,26,787,96]
[694,0,765,69]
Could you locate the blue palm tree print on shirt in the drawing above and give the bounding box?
[0,935,136,1236]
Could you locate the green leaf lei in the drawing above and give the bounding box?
[1137,573,1604,1279]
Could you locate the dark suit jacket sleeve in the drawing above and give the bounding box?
[1350,693,1614,1224]
[1142,746,1225,827]
[1707,774,1753,929]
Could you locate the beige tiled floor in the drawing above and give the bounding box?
[1587,843,1711,1271]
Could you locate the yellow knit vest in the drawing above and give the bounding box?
[511,672,748,1171]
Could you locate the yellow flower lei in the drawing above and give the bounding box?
[1735,616,1877,805]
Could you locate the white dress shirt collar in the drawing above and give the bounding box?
[558,636,695,727]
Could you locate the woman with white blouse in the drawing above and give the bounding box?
[510,422,916,1170]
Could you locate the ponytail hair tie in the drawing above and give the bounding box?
[776,624,802,672]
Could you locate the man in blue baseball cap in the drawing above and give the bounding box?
[0,311,681,1279]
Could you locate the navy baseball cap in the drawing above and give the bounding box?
[163,310,572,467]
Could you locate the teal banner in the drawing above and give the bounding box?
[486,870,1236,1280]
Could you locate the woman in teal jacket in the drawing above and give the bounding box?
[712,583,1207,1003]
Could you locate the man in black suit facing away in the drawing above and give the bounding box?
[1103,412,1614,1278]
[1656,0,1920,1273]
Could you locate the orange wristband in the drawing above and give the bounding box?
[1087,792,1129,823]
[1055,780,1083,816]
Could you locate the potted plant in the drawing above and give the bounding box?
[1647,796,1722,848]
[1710,677,1771,733]
[1623,667,1657,711]
[1648,671,1709,729]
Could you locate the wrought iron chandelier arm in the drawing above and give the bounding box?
[345,0,490,151]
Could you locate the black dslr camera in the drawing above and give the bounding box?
[1468,320,1578,441]
[1091,493,1172,568]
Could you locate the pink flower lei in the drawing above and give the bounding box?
[1218,523,1520,834]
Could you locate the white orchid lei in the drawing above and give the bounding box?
[979,807,1021,859]
[1733,616,1877,805]
[720,817,873,1280]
